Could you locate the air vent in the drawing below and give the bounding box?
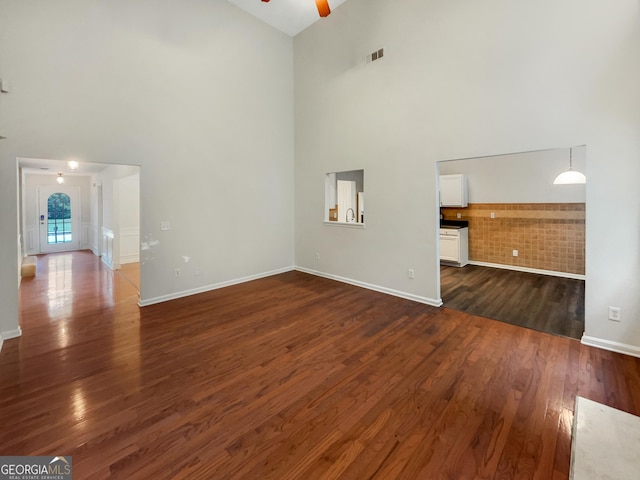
[366,48,384,64]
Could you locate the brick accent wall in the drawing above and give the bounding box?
[441,203,585,275]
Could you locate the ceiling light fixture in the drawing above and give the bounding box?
[553,147,586,185]
[68,160,79,170]
[56,173,64,184]
[261,0,331,18]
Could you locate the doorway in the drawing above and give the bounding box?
[437,147,586,339]
[18,158,142,329]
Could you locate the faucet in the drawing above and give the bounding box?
[346,208,356,223]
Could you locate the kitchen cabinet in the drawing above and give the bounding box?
[439,174,468,207]
[440,227,469,267]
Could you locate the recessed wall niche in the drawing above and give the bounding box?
[324,170,364,225]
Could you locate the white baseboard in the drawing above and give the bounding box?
[295,266,443,307]
[467,261,585,281]
[138,266,296,307]
[581,335,640,358]
[0,327,23,352]
[120,254,140,264]
[2,327,22,340]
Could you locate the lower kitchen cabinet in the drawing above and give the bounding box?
[440,227,469,267]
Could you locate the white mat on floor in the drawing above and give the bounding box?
[571,396,640,479]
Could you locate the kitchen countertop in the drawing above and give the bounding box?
[440,220,469,229]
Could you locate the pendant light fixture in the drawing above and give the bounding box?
[553,147,586,185]
[261,0,331,18]
[56,173,64,184]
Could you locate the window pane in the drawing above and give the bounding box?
[47,193,73,244]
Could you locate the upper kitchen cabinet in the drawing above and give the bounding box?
[439,174,468,207]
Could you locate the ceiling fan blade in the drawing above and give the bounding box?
[315,0,331,17]
[261,0,330,18]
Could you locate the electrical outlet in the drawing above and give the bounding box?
[456,213,462,219]
[490,212,495,219]
[175,268,181,278]
[512,250,518,257]
[608,306,621,322]
[408,269,415,279]
[161,221,171,231]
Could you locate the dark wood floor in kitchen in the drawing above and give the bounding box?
[440,264,585,339]
[2,251,636,479]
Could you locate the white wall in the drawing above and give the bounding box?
[93,165,139,234]
[90,165,140,268]
[439,147,586,204]
[0,0,294,339]
[294,0,640,354]
[117,172,140,264]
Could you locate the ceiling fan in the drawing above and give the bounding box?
[261,0,331,18]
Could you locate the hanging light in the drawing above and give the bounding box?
[553,147,586,185]
[56,173,64,184]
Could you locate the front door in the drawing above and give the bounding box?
[38,185,81,253]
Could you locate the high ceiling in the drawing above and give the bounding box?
[17,1,349,175]
[226,0,349,37]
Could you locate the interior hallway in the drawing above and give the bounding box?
[2,251,639,478]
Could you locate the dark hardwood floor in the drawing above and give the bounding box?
[1,251,638,479]
[440,265,585,340]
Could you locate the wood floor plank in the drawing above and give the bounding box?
[1,251,639,479]
[440,264,585,339]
